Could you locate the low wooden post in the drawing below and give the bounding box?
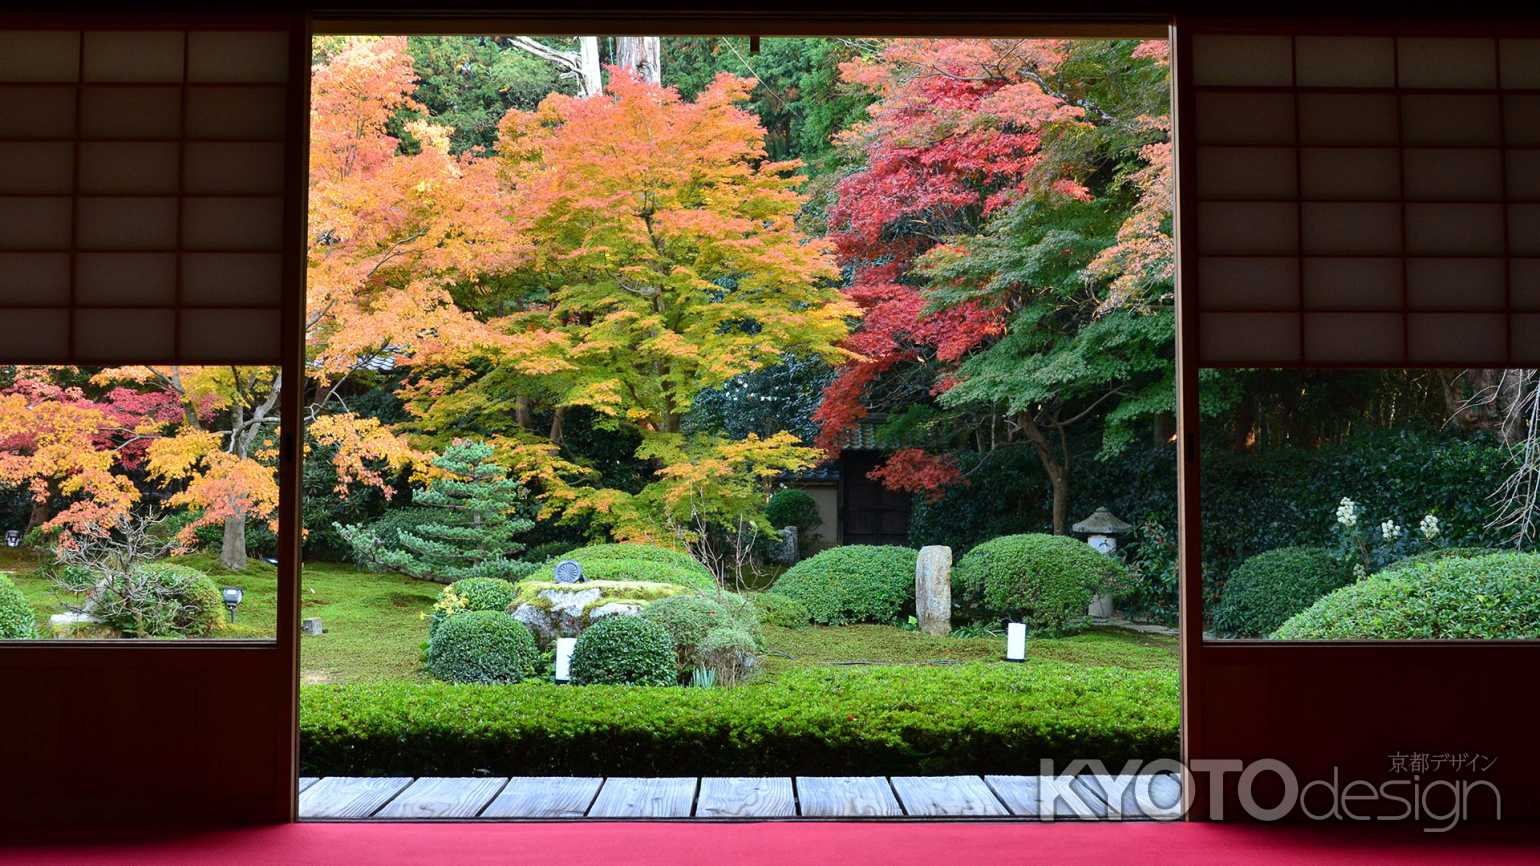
[915,545,952,636]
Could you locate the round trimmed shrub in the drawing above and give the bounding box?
[452,576,516,609]
[569,615,677,686]
[427,610,539,684]
[1378,547,1503,575]
[747,591,811,628]
[1211,546,1352,638]
[0,574,37,639]
[564,543,710,576]
[429,576,518,637]
[715,591,763,647]
[698,625,757,685]
[1274,553,1540,640]
[129,563,225,637]
[766,489,821,534]
[769,545,917,625]
[642,593,761,673]
[953,534,1124,636]
[525,543,715,591]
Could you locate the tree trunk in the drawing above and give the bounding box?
[615,36,661,84]
[24,499,48,534]
[515,394,533,431]
[1019,412,1070,534]
[221,516,247,571]
[549,406,567,446]
[577,37,602,96]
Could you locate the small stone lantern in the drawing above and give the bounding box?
[1072,506,1132,618]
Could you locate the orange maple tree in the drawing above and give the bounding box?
[5,37,512,568]
[406,68,856,540]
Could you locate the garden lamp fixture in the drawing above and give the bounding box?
[1005,621,1027,662]
[221,586,244,623]
[4,530,18,548]
[554,637,576,684]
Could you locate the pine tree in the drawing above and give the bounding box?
[339,440,534,583]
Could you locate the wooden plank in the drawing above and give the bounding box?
[298,777,413,819]
[795,777,903,817]
[480,777,604,819]
[297,777,319,794]
[696,777,796,818]
[983,775,1105,819]
[587,777,697,818]
[1070,772,1184,820]
[372,777,507,819]
[890,776,1008,817]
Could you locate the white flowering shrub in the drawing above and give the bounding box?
[1333,496,1444,576]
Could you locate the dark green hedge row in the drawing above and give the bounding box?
[299,661,1178,776]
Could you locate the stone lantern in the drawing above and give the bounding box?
[1072,506,1132,618]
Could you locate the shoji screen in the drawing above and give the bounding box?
[0,27,297,364]
[1188,31,1540,366]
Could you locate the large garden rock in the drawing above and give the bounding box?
[508,579,687,648]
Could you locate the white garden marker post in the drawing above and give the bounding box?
[1072,506,1133,619]
[554,637,577,684]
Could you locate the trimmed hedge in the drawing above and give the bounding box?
[524,544,715,591]
[570,615,677,686]
[299,661,1179,776]
[1273,553,1540,640]
[746,591,811,629]
[1210,546,1351,638]
[426,610,539,684]
[953,534,1124,635]
[769,545,917,625]
[0,573,37,639]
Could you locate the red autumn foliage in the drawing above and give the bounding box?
[815,39,1090,494]
[866,448,965,502]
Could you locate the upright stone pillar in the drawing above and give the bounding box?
[915,545,952,636]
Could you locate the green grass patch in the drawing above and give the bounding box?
[759,623,1176,676]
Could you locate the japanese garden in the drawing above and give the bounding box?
[3,34,1539,780]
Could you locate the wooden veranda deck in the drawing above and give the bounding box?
[297,774,1183,821]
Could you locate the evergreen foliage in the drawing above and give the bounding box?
[770,546,917,625]
[336,440,533,583]
[1210,547,1351,639]
[569,615,678,686]
[953,534,1125,635]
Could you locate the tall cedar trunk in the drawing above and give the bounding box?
[615,36,661,84]
[515,394,533,431]
[577,37,602,96]
[1019,413,1070,534]
[221,515,247,571]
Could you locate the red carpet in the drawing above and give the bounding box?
[3,822,1537,865]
